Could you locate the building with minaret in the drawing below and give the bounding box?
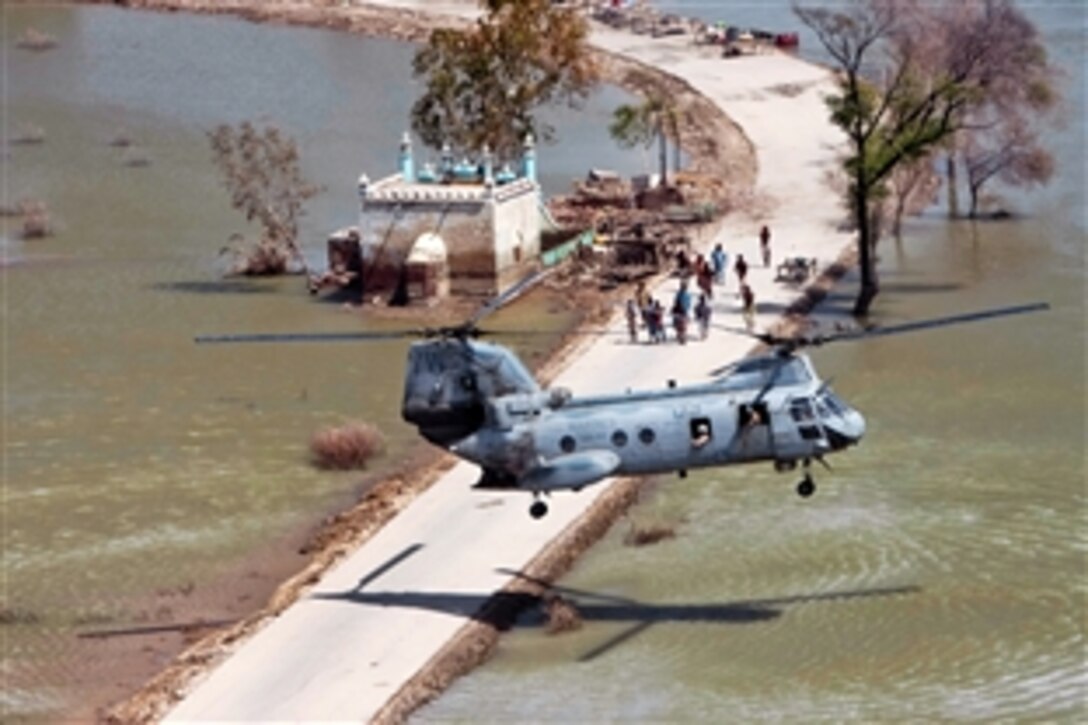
[325,132,545,302]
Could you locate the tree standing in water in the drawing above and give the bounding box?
[609,91,682,187]
[208,122,320,276]
[795,0,1057,316]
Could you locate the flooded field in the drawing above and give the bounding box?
[2,4,641,716]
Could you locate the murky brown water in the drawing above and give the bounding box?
[2,5,640,716]
[420,3,1087,721]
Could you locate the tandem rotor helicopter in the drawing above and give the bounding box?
[198,273,1047,520]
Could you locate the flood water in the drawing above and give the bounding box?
[420,3,1087,722]
[1,5,645,716]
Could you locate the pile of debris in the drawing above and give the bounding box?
[547,168,727,283]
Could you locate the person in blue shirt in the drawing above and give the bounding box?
[711,243,728,288]
[673,280,692,320]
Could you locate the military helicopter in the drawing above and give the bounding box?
[198,277,1047,519]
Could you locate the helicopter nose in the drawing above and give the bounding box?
[826,408,866,450]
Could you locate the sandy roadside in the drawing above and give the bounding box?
[13,1,855,721]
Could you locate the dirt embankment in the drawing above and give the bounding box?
[18,1,756,722]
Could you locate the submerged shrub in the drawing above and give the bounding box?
[18,200,53,240]
[544,594,583,635]
[220,234,304,277]
[623,523,676,547]
[11,124,45,145]
[310,422,385,470]
[16,28,58,52]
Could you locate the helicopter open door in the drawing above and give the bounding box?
[732,402,772,460]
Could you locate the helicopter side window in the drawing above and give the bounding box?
[611,430,628,448]
[690,418,712,448]
[560,435,577,454]
[638,428,656,445]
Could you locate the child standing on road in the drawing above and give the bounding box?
[695,293,712,340]
[760,225,772,267]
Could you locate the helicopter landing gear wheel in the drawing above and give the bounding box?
[797,474,816,498]
[529,498,549,519]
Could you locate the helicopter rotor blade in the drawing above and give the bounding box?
[467,266,557,329]
[195,329,426,344]
[812,302,1050,345]
[711,302,1049,362]
[818,300,1048,343]
[752,353,791,407]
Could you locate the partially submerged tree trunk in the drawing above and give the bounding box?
[657,118,668,187]
[945,153,959,218]
[853,180,879,317]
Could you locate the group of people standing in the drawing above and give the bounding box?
[625,225,775,343]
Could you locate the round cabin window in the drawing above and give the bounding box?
[638,428,655,445]
[611,430,628,448]
[560,435,577,453]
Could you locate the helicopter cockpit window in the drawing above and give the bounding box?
[820,392,848,416]
[789,398,815,423]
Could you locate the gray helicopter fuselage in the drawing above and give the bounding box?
[402,341,865,494]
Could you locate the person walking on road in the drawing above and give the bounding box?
[759,225,772,267]
[673,280,692,319]
[711,243,728,288]
[625,298,640,343]
[741,283,756,331]
[672,301,689,345]
[695,293,712,340]
[650,298,666,343]
[734,253,749,291]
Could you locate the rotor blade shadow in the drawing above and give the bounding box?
[353,543,425,592]
[572,583,921,662]
[312,578,922,662]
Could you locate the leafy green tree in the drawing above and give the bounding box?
[208,122,320,275]
[609,93,681,186]
[411,0,598,162]
[795,0,1053,316]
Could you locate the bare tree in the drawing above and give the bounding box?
[887,154,940,236]
[795,0,1055,315]
[962,115,1055,217]
[208,122,320,275]
[937,0,1059,217]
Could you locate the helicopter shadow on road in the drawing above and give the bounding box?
[311,546,920,662]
